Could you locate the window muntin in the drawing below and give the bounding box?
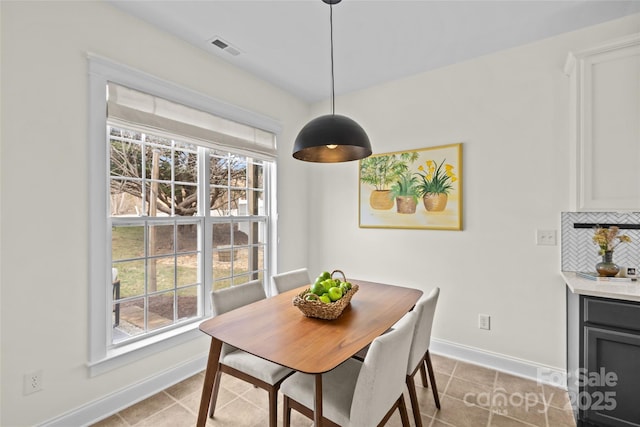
[109,125,270,346]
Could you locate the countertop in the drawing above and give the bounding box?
[562,271,640,302]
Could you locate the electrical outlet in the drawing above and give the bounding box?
[536,229,557,246]
[479,314,491,330]
[23,370,43,395]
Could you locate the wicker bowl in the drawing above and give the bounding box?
[293,270,359,320]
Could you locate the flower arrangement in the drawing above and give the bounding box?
[592,226,631,255]
[415,159,457,196]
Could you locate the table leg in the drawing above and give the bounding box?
[314,373,323,427]
[197,338,222,427]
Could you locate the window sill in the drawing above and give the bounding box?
[88,322,205,377]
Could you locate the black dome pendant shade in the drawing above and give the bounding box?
[293,114,371,162]
[292,0,372,163]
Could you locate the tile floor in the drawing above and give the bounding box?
[91,354,576,427]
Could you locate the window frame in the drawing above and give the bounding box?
[88,55,280,375]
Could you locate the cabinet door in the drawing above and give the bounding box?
[566,33,640,211]
[584,326,640,426]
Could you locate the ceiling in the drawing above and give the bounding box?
[109,0,640,103]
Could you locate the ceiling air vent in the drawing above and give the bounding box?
[209,37,241,57]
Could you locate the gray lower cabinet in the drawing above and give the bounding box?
[567,289,640,427]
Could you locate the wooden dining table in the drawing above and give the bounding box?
[196,279,423,427]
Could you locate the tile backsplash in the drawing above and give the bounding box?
[561,212,640,272]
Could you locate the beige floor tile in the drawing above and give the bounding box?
[431,419,457,427]
[433,395,491,427]
[382,405,422,427]
[218,372,255,395]
[409,382,441,419]
[238,384,272,410]
[491,395,547,427]
[546,405,577,427]
[136,403,196,427]
[90,413,128,427]
[431,353,457,376]
[165,372,204,400]
[446,376,493,409]
[491,373,547,427]
[273,408,313,427]
[206,395,267,426]
[495,372,543,395]
[489,413,538,427]
[434,371,450,391]
[118,392,175,425]
[542,384,572,411]
[184,384,240,416]
[414,369,450,394]
[453,361,497,387]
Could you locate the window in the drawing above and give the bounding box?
[89,56,280,372]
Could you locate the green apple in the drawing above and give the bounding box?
[328,286,343,301]
[340,282,351,293]
[319,294,331,304]
[310,282,325,296]
[321,279,335,293]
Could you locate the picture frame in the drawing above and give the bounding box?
[359,143,463,230]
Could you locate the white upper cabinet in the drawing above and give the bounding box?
[565,33,640,211]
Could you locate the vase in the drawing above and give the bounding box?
[596,250,619,277]
[422,193,448,212]
[369,190,394,210]
[395,196,417,214]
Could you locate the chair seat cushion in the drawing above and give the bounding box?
[280,358,362,426]
[222,350,293,385]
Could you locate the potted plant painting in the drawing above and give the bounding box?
[360,152,418,210]
[416,158,457,212]
[390,171,419,214]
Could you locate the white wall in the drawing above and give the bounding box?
[0,1,309,425]
[306,14,640,369]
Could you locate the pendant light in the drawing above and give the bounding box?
[292,0,372,163]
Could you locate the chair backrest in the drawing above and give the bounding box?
[349,310,418,427]
[210,280,266,316]
[210,280,267,358]
[406,287,440,375]
[272,268,311,294]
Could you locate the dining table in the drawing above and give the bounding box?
[196,279,423,427]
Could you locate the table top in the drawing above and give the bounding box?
[199,279,423,374]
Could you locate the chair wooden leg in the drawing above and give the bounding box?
[268,388,278,427]
[419,356,429,388]
[406,374,423,427]
[425,351,441,409]
[283,395,291,427]
[208,367,223,418]
[398,394,411,427]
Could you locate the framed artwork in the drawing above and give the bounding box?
[359,143,463,230]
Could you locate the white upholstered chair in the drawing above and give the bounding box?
[405,287,441,427]
[271,268,311,294]
[280,310,418,427]
[208,280,294,427]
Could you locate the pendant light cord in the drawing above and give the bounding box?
[330,3,335,116]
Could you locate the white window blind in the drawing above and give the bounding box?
[107,82,277,159]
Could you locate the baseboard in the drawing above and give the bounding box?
[430,338,567,389]
[38,354,208,427]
